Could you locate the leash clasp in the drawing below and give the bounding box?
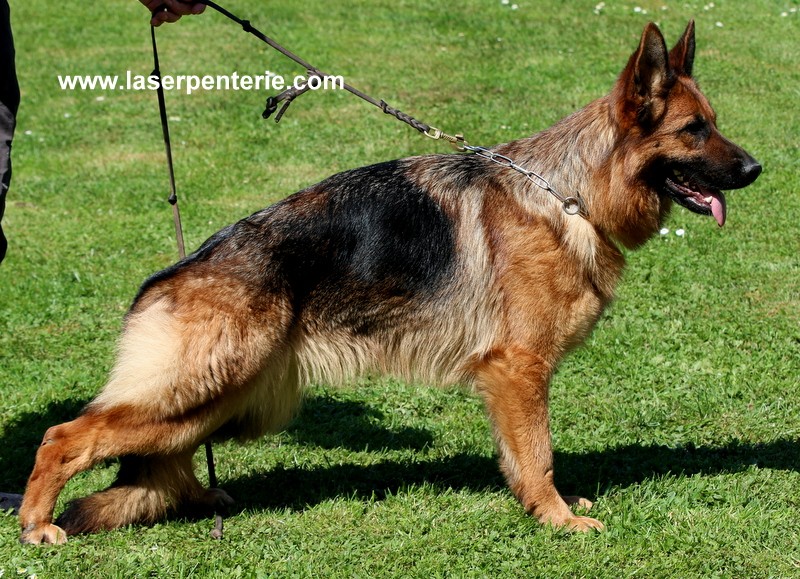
[424,126,468,150]
[423,126,443,140]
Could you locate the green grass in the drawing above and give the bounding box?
[1,0,799,576]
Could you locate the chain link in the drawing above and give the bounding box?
[425,126,588,219]
[462,144,588,218]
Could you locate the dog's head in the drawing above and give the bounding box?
[611,20,761,233]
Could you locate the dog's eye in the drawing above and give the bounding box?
[682,118,708,135]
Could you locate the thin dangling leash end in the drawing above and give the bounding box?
[262,96,279,120]
[263,80,314,122]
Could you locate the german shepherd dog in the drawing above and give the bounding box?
[19,20,760,543]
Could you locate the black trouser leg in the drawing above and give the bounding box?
[0,0,20,264]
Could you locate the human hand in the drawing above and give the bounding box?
[140,0,206,27]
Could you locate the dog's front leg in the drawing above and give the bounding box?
[473,346,603,532]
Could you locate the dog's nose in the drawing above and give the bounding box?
[740,156,762,185]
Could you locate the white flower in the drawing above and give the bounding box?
[715,21,724,27]
[660,228,670,235]
[675,229,686,237]
[95,95,106,102]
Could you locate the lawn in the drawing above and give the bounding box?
[1,0,798,576]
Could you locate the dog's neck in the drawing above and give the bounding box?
[497,97,617,216]
[492,98,624,287]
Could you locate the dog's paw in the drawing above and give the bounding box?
[20,523,67,545]
[563,515,605,532]
[557,496,603,531]
[537,498,605,533]
[562,495,594,511]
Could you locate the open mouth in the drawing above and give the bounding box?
[664,169,727,227]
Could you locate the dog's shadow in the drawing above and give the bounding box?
[1,396,798,516]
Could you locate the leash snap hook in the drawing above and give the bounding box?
[424,127,469,151]
[423,126,443,140]
[450,134,468,151]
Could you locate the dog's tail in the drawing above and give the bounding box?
[55,453,202,535]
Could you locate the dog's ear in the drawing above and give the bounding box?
[614,22,671,128]
[632,23,669,100]
[669,20,696,77]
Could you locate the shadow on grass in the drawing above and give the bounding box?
[221,438,800,514]
[0,398,89,491]
[284,393,434,452]
[1,395,798,515]
[554,438,800,501]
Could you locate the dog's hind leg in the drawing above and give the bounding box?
[19,279,295,544]
[17,408,217,544]
[472,346,604,532]
[18,413,114,545]
[54,452,234,536]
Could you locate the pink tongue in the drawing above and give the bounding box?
[710,192,727,227]
[699,185,727,227]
